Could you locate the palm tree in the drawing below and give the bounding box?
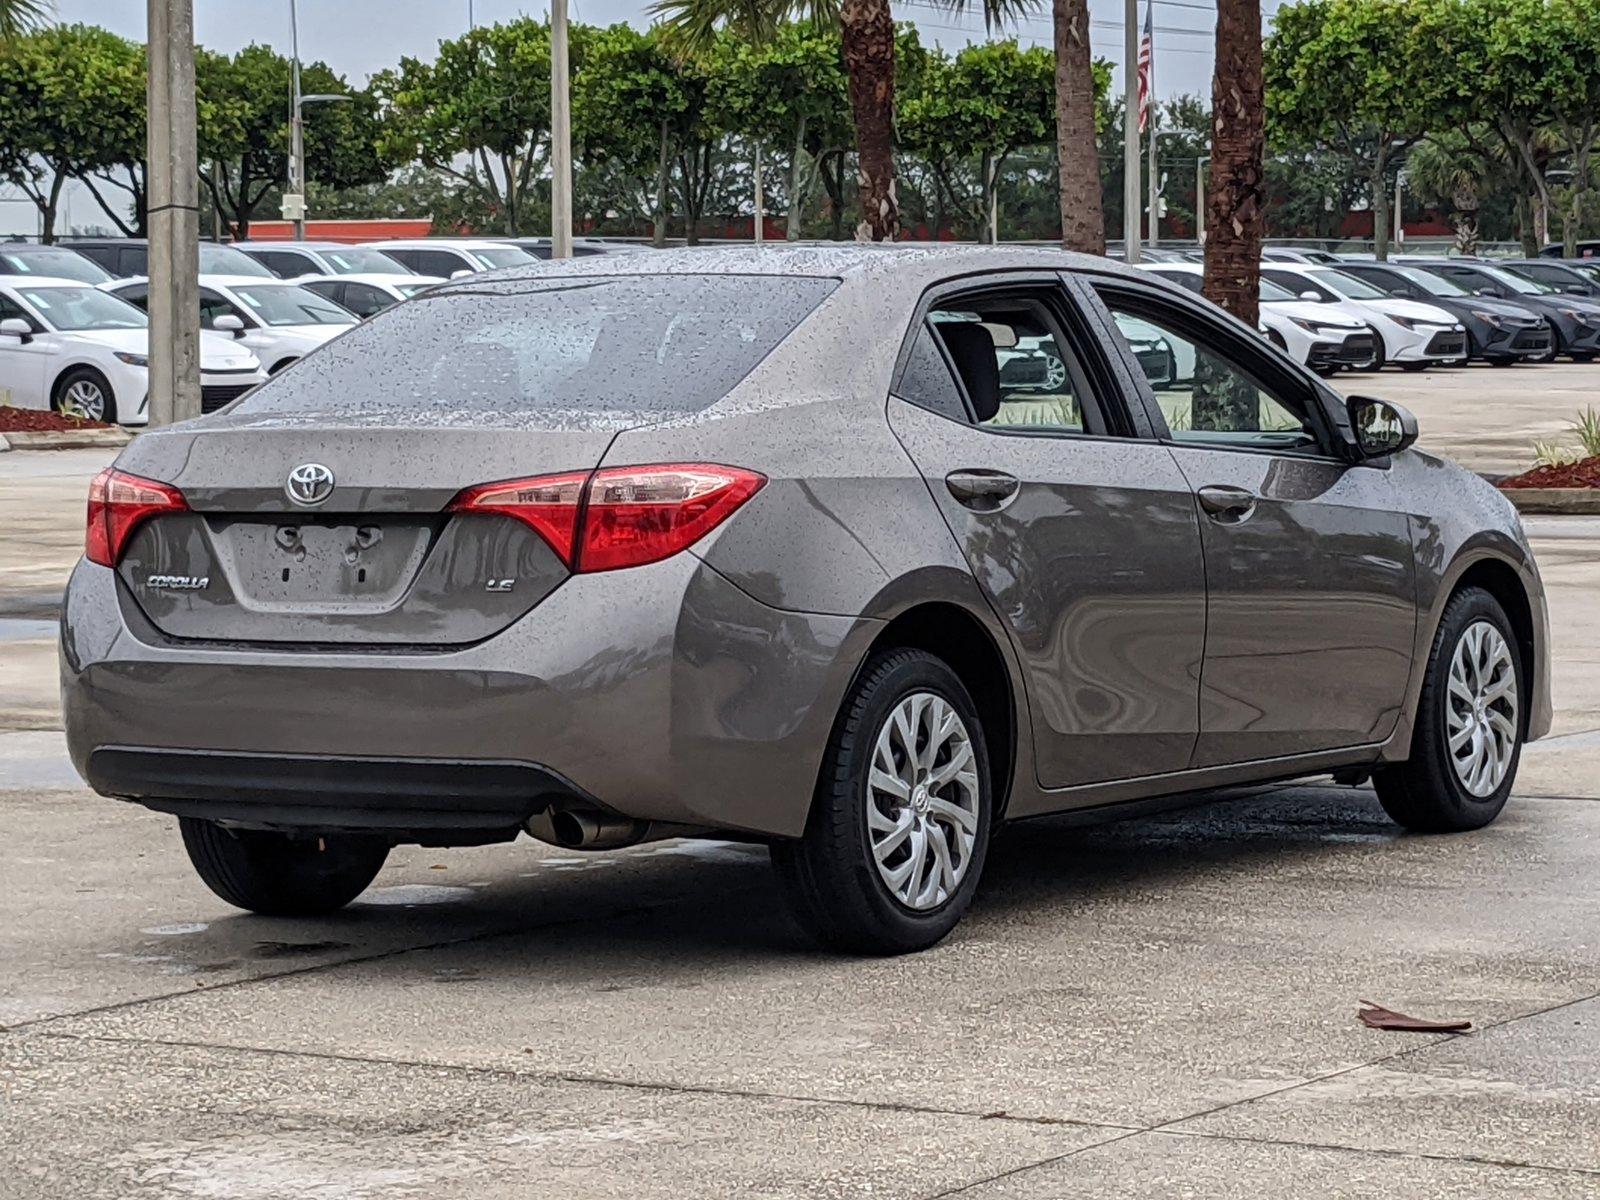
[653,0,1037,241]
[1052,0,1101,252]
[0,0,47,39]
[1201,0,1265,324]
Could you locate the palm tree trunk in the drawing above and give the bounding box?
[1053,0,1104,253]
[840,0,898,241]
[1201,0,1265,326]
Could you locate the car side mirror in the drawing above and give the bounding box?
[450,269,474,279]
[1347,395,1418,461]
[1299,290,1321,302]
[213,314,245,338]
[1566,283,1588,294]
[0,317,32,343]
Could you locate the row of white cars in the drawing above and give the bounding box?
[0,234,1485,428]
[1139,261,1470,374]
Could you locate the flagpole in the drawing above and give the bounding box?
[1146,3,1158,247]
[1123,0,1140,264]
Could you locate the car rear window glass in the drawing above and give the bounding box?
[233,274,839,417]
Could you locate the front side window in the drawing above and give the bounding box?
[1261,269,1336,303]
[198,288,246,329]
[254,250,314,278]
[1309,269,1387,300]
[340,282,392,318]
[0,293,42,331]
[1101,296,1322,452]
[405,249,470,278]
[232,274,838,419]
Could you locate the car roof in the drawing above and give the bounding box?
[364,239,515,250]
[430,243,1134,289]
[308,272,445,287]
[196,274,305,287]
[1141,261,1202,274]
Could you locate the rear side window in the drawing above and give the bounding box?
[232,274,839,418]
[896,324,969,421]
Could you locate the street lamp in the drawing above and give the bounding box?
[1196,154,1210,246]
[285,0,350,239]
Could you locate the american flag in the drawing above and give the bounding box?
[1136,2,1154,133]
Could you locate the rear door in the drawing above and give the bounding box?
[1087,276,1418,767]
[886,272,1208,793]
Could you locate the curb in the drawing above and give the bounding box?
[1499,487,1600,515]
[0,427,132,452]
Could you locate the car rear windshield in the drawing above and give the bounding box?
[232,274,839,418]
[323,248,411,274]
[199,245,273,276]
[0,249,111,284]
[230,285,358,327]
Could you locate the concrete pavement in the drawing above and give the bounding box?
[3,378,1600,1198]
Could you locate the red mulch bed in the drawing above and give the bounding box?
[0,405,111,433]
[1499,456,1600,489]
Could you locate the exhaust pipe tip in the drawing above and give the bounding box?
[525,806,654,851]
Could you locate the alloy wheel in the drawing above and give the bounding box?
[59,379,107,422]
[866,691,981,910]
[1445,620,1519,798]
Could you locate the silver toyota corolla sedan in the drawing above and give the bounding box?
[60,247,1552,954]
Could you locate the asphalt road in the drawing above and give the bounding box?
[3,366,1599,1198]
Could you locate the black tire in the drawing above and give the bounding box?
[1369,329,1388,370]
[269,357,299,374]
[771,648,993,955]
[1487,357,1517,367]
[1399,360,1430,372]
[1570,351,1598,363]
[179,817,389,915]
[52,366,117,424]
[1372,587,1524,833]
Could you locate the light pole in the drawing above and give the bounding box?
[550,0,573,258]
[1196,154,1210,245]
[147,0,200,426]
[286,2,351,239]
[1122,0,1140,263]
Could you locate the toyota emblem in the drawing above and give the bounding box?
[285,462,335,507]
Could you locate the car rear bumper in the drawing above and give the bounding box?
[61,553,874,842]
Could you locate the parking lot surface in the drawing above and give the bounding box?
[3,366,1599,1197]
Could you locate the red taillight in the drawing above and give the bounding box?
[85,468,189,567]
[449,463,765,574]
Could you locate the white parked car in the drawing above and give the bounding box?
[109,275,357,375]
[1141,262,1376,375]
[1260,263,1468,370]
[361,238,535,278]
[235,241,413,280]
[299,273,445,319]
[0,277,265,425]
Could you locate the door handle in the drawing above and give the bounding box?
[945,469,1020,511]
[1196,484,1258,523]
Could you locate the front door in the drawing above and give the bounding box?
[1089,278,1419,767]
[0,293,50,408]
[886,276,1208,792]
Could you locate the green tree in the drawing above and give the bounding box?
[899,41,1055,243]
[1265,0,1429,259]
[652,0,1036,241]
[198,44,386,238]
[374,19,575,236]
[704,22,851,240]
[574,23,702,245]
[0,25,154,241]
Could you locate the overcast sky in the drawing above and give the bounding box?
[21,0,1277,237]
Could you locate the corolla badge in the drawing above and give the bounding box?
[285,462,335,507]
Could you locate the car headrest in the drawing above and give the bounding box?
[936,323,1000,422]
